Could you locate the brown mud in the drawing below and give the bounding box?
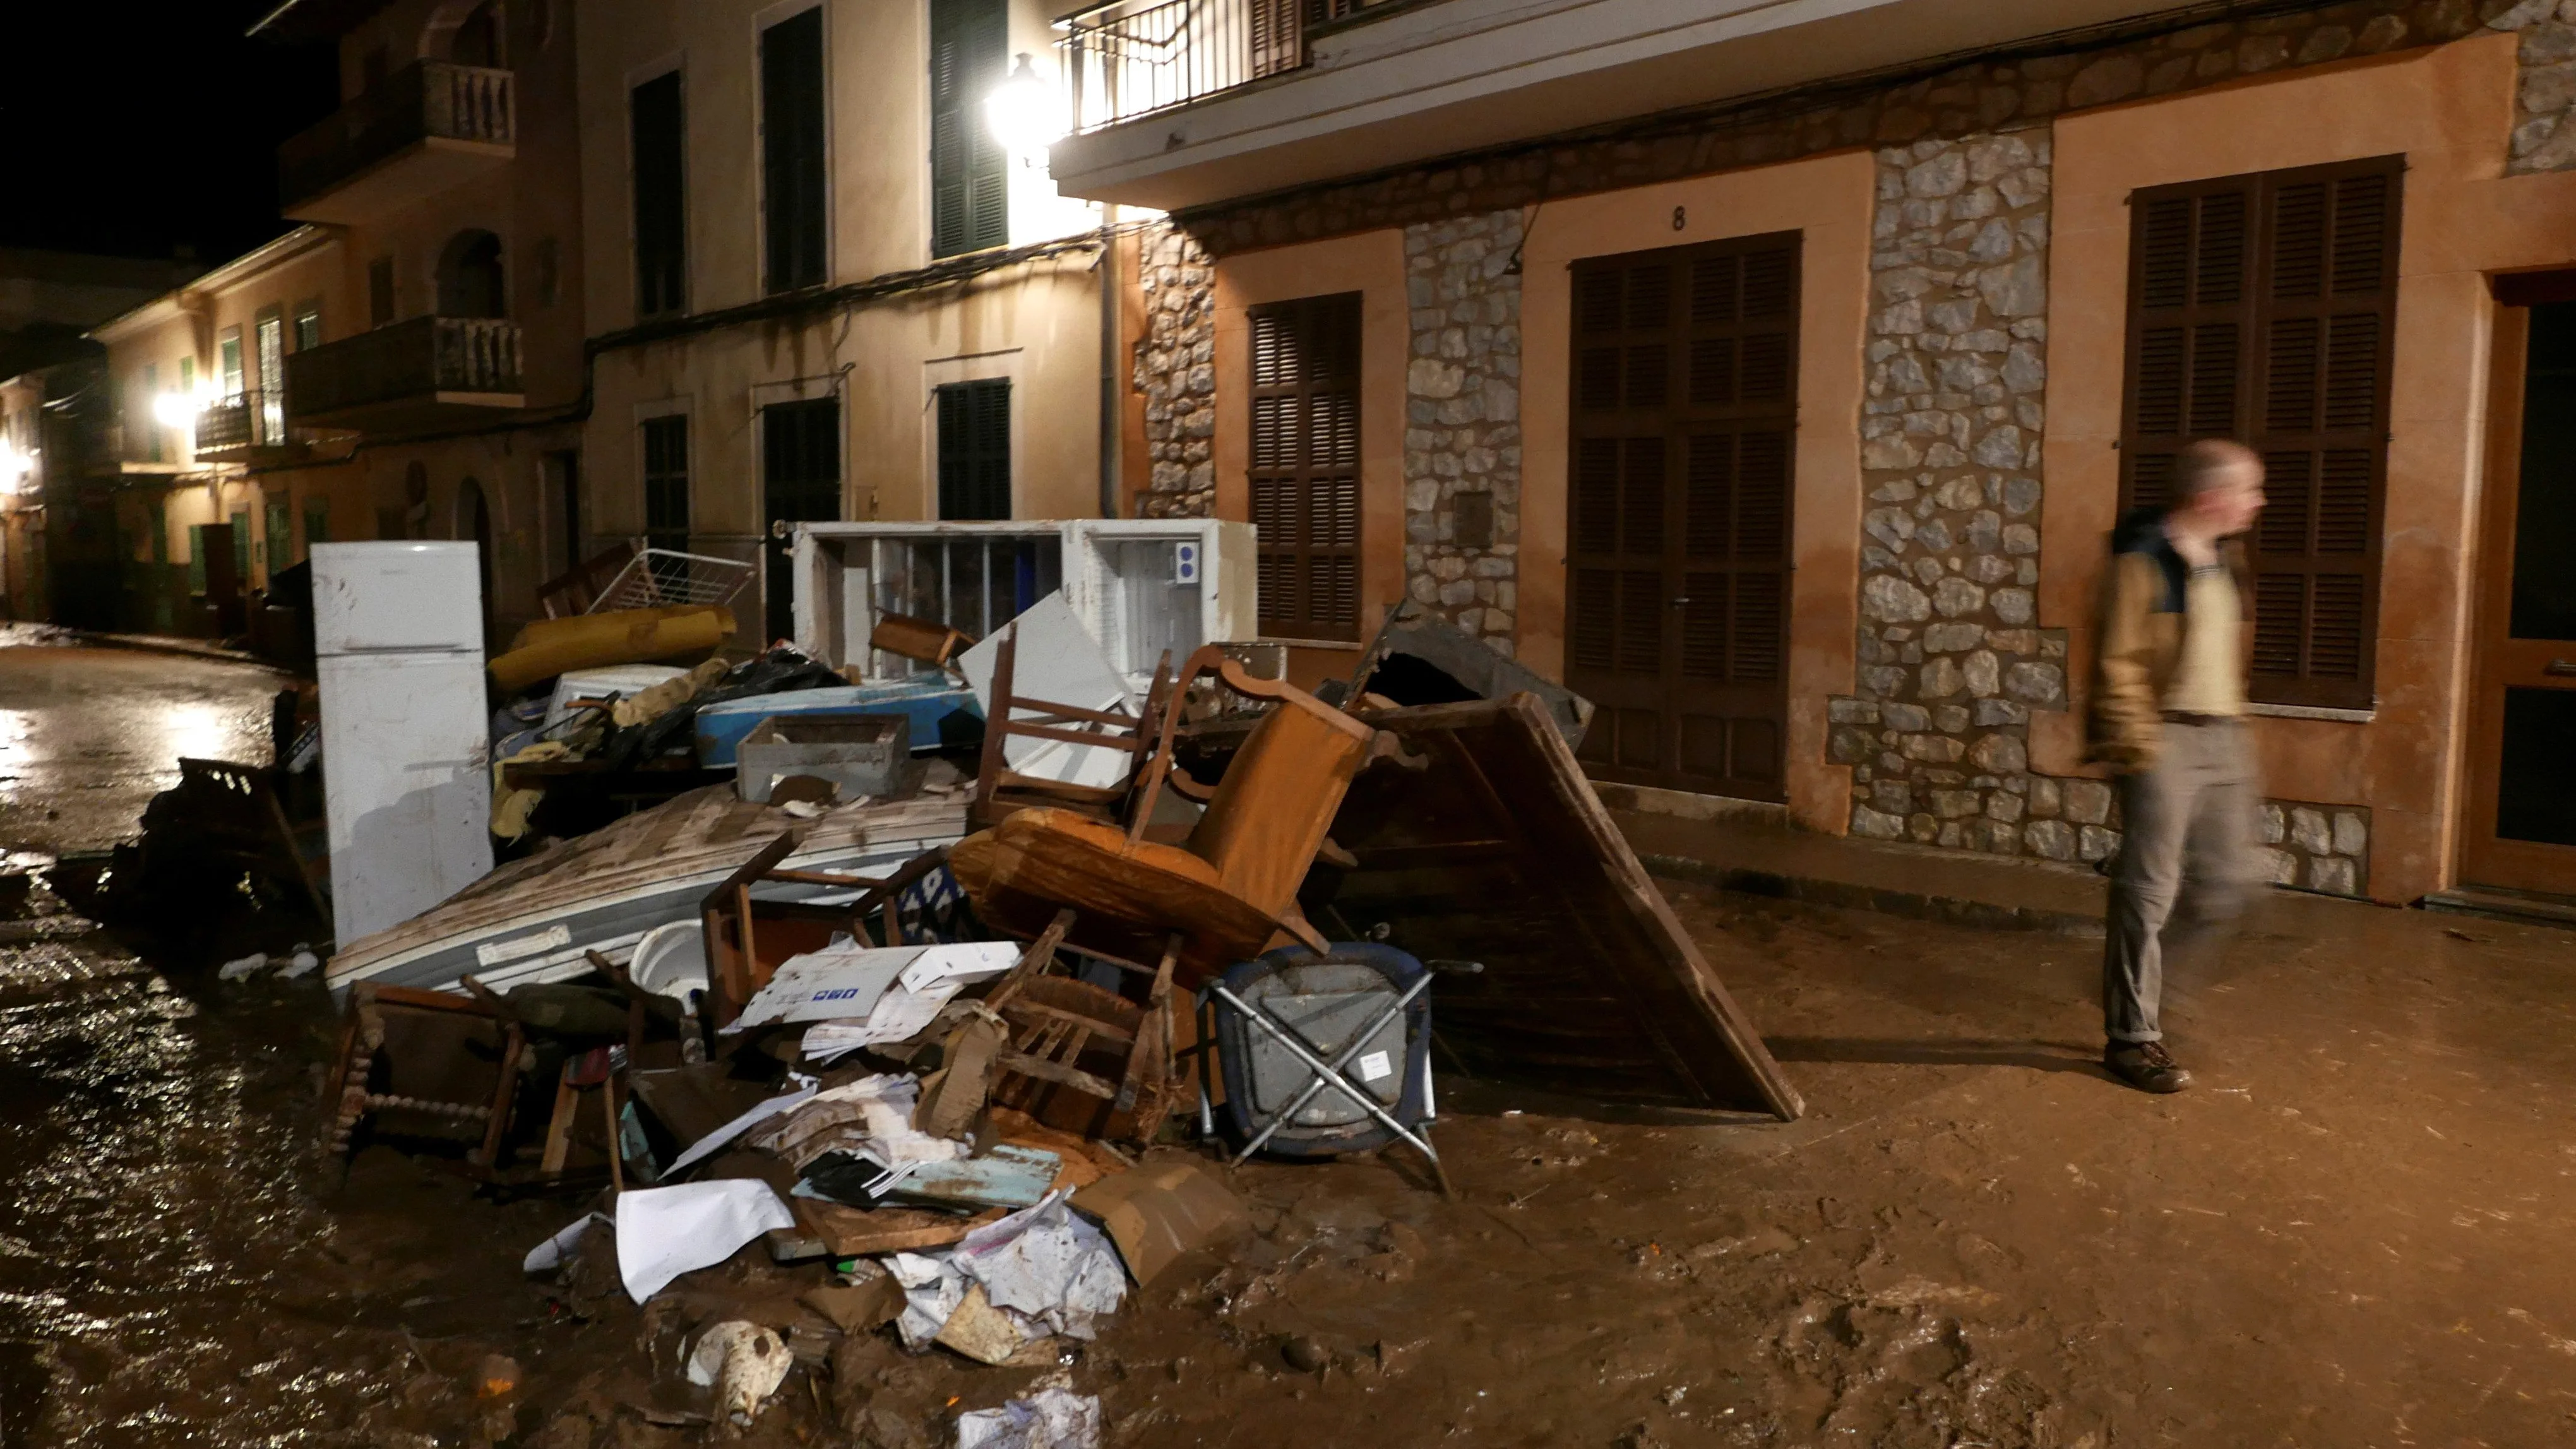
[1,645,2572,1446]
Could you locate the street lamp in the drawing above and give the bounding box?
[151,389,199,431]
[0,438,32,494]
[985,52,1063,164]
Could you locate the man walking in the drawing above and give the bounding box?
[2087,439,2269,1093]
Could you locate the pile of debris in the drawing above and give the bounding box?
[309,590,1799,1441]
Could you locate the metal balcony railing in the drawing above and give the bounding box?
[285,317,522,424]
[193,390,292,455]
[1057,0,1307,133]
[278,59,515,210]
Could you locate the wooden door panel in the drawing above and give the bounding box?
[1566,234,1798,801]
[2462,295,2576,894]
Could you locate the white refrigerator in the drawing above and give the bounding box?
[313,542,494,948]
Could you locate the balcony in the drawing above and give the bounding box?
[192,391,303,465]
[1049,0,2173,211]
[285,317,523,434]
[278,60,515,225]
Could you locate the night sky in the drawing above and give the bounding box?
[0,3,340,263]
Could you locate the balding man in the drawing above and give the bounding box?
[2085,439,2269,1093]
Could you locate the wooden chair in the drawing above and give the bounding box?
[969,623,1174,831]
[698,834,975,1029]
[948,645,1395,990]
[321,982,528,1176]
[534,541,641,619]
[977,914,1183,1147]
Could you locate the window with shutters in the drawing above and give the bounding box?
[2118,155,2402,712]
[1567,234,1799,801]
[936,379,1012,519]
[642,414,690,552]
[761,397,842,639]
[760,8,828,294]
[929,0,1008,258]
[631,70,688,317]
[1247,292,1362,641]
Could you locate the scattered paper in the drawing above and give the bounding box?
[522,1210,612,1275]
[951,1191,1128,1340]
[954,1388,1102,1449]
[729,941,1015,1035]
[614,1180,797,1302]
[755,1073,962,1171]
[661,1078,818,1178]
[886,1251,969,1351]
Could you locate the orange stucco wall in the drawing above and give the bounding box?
[2039,31,2576,902]
[1210,230,1412,660]
[1520,150,1875,832]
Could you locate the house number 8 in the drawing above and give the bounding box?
[1671,206,1686,231]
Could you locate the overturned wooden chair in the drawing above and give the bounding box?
[950,644,1397,991]
[699,833,975,1028]
[970,623,1176,832]
[321,982,528,1176]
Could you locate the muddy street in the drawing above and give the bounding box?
[0,645,2572,1446]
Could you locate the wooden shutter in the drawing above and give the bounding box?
[929,0,1008,259]
[630,71,688,316]
[760,8,828,292]
[936,379,1013,520]
[1248,293,1362,641]
[1568,233,1798,800]
[642,414,690,551]
[1249,0,1303,78]
[2120,156,2402,711]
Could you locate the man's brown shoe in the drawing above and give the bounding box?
[2105,1040,2192,1093]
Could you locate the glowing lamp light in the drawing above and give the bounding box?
[985,52,1063,162]
[0,438,32,494]
[151,389,200,430]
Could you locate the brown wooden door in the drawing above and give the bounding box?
[2461,289,2576,895]
[1566,234,1797,801]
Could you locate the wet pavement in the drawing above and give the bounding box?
[0,631,288,856]
[1,643,2573,1446]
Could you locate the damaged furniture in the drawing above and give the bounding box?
[1311,693,1804,1120]
[321,981,529,1176]
[965,603,1172,831]
[951,644,1394,987]
[700,833,974,1027]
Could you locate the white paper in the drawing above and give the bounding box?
[1358,1050,1393,1083]
[662,1080,819,1178]
[951,1191,1128,1340]
[725,943,925,1032]
[614,1179,797,1302]
[898,942,1020,993]
[766,1073,962,1167]
[523,1210,612,1275]
[886,1251,968,1351]
[957,593,1136,791]
[954,1388,1102,1449]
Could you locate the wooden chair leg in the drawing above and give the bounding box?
[539,1063,580,1176]
[473,1023,523,1171]
[602,1074,626,1194]
[1114,934,1183,1133]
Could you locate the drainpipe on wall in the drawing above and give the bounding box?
[1097,203,1120,519]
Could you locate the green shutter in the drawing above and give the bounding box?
[265,499,291,576]
[936,378,1011,519]
[186,525,207,595]
[929,0,1008,258]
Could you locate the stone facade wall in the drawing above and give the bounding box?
[1835,127,2071,857]
[1400,212,1525,654]
[2507,2,2576,169]
[2263,801,2373,893]
[1183,0,2573,258]
[1131,224,1217,518]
